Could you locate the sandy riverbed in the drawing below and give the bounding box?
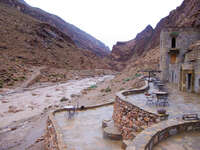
[0,75,114,129]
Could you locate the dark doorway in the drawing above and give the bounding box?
[172,37,176,48]
[172,71,174,82]
[187,74,192,90]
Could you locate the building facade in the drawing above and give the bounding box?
[160,27,200,94]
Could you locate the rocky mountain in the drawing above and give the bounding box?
[0,2,110,88]
[111,0,200,70]
[111,25,154,62]
[0,0,110,57]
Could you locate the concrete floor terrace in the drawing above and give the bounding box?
[54,105,123,150]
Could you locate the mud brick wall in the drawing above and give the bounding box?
[113,96,159,140]
[44,117,59,150]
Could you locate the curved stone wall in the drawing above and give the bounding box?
[112,81,161,140]
[127,119,200,150]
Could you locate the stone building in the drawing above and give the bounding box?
[160,27,200,94]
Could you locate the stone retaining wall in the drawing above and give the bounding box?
[44,114,67,150]
[112,81,159,140]
[113,97,159,140]
[44,117,59,150]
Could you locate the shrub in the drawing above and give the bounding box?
[135,73,141,77]
[120,88,125,91]
[105,87,111,92]
[60,97,69,102]
[89,84,97,89]
[100,87,112,93]
[123,78,130,82]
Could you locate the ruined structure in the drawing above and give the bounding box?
[160,28,200,94]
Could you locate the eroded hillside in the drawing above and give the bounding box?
[0,0,110,57]
[0,3,110,88]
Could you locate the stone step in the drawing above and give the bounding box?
[103,120,122,140]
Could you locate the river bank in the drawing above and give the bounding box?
[0,75,114,150]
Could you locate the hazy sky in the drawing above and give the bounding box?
[25,0,183,49]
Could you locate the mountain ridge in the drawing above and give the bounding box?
[0,2,111,88]
[0,0,110,57]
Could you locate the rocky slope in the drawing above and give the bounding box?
[0,3,110,88]
[111,0,200,70]
[111,25,154,62]
[0,0,110,57]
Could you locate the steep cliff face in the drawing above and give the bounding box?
[111,25,154,62]
[111,0,200,70]
[0,0,110,57]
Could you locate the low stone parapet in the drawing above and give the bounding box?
[127,119,200,150]
[44,114,67,150]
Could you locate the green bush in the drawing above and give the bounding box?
[135,73,141,77]
[89,84,97,89]
[105,87,111,92]
[120,88,125,91]
[123,78,130,82]
[100,86,112,93]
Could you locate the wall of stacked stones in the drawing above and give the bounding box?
[44,117,59,150]
[112,96,159,140]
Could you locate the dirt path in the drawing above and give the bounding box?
[20,66,45,89]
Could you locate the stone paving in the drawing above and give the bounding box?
[54,105,123,150]
[154,131,200,150]
[127,82,200,119]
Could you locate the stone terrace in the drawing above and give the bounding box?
[113,80,200,150]
[127,83,200,119]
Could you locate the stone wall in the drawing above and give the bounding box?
[113,96,159,140]
[128,119,200,150]
[44,114,67,150]
[44,117,59,150]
